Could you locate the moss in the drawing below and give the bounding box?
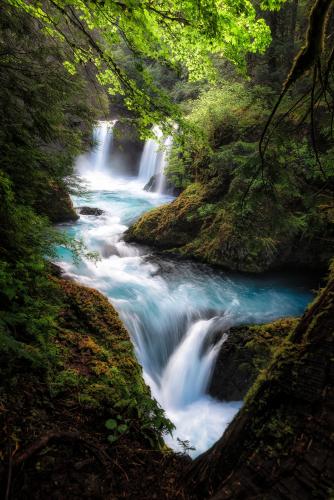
[210,317,298,401]
[38,182,79,223]
[0,278,185,499]
[126,182,272,272]
[127,177,333,273]
[125,183,206,248]
[49,278,173,445]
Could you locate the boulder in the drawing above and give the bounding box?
[37,182,79,223]
[78,206,104,216]
[209,318,298,401]
[144,174,181,196]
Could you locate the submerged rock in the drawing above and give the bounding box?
[101,243,119,257]
[209,318,298,401]
[78,206,104,216]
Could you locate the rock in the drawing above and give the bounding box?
[144,175,159,192]
[101,243,118,257]
[47,262,63,277]
[78,206,104,216]
[37,182,79,223]
[125,183,205,248]
[127,179,333,273]
[209,318,298,401]
[110,120,144,176]
[144,174,181,196]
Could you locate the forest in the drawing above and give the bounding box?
[0,0,333,498]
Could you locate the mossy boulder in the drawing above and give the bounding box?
[209,318,298,401]
[127,181,333,273]
[125,183,206,248]
[0,277,181,499]
[55,279,172,443]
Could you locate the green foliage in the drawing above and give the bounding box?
[105,417,129,444]
[4,0,284,131]
[167,82,272,187]
[130,75,334,272]
[0,4,97,369]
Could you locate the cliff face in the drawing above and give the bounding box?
[185,266,334,499]
[110,120,144,176]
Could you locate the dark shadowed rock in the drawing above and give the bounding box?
[78,206,104,216]
[110,120,144,176]
[144,174,182,196]
[47,262,63,277]
[209,318,298,401]
[37,182,79,223]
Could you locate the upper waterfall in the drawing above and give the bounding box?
[138,125,173,193]
[76,120,121,190]
[91,120,116,174]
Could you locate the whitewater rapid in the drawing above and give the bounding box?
[56,122,314,457]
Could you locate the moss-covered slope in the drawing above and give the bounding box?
[126,182,334,272]
[0,278,183,499]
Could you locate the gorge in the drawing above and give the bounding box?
[56,122,316,457]
[1,0,333,498]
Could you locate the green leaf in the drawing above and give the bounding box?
[107,434,119,444]
[105,418,118,430]
[117,424,128,434]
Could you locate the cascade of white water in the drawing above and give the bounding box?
[138,125,173,193]
[160,318,226,408]
[77,120,127,190]
[138,126,162,185]
[91,120,115,174]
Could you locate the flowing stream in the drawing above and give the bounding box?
[56,122,315,457]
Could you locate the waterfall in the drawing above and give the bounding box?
[76,120,123,190]
[62,121,314,457]
[138,125,173,193]
[91,120,115,174]
[160,319,226,408]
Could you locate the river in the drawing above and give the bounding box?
[56,121,315,457]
